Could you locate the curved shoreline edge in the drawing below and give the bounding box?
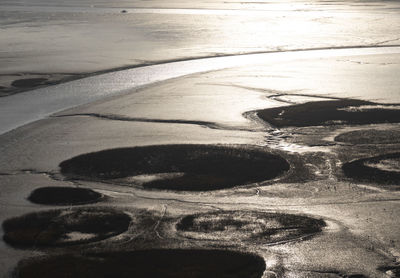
[1,44,400,135]
[4,43,400,97]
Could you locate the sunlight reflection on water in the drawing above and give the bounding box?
[1,46,400,135]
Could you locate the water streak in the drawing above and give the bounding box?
[1,45,400,135]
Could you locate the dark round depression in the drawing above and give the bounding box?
[28,186,102,205]
[14,249,266,278]
[342,152,400,186]
[59,144,290,191]
[2,207,131,248]
[334,129,400,145]
[176,210,326,244]
[257,99,400,127]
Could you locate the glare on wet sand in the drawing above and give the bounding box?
[0,1,400,278]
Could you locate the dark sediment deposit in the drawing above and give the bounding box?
[335,129,400,145]
[14,249,266,278]
[28,186,102,205]
[11,78,49,89]
[176,210,326,244]
[377,265,400,277]
[2,207,131,248]
[257,99,400,127]
[342,152,400,186]
[59,145,290,191]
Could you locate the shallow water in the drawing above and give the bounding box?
[1,1,400,277]
[1,46,400,135]
[1,0,399,74]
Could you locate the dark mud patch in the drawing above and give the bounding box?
[342,152,400,186]
[2,207,130,248]
[378,265,400,277]
[28,186,103,205]
[257,99,400,127]
[0,73,80,97]
[11,78,49,89]
[14,249,266,278]
[176,210,325,244]
[335,129,400,145]
[298,270,367,278]
[59,145,290,191]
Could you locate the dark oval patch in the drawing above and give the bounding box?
[342,153,400,186]
[257,99,400,127]
[176,210,325,244]
[59,145,290,191]
[28,187,102,205]
[11,78,48,88]
[335,129,400,145]
[2,207,131,248]
[14,249,266,278]
[377,265,400,277]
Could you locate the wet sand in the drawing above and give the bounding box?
[1,56,400,277]
[1,0,400,95]
[1,1,400,277]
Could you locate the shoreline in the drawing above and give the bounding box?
[1,47,400,277]
[1,1,400,276]
[2,44,400,98]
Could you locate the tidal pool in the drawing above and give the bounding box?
[14,249,266,278]
[2,207,131,248]
[176,210,326,245]
[28,186,103,205]
[59,144,290,191]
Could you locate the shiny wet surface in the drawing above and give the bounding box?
[1,60,400,276]
[1,1,400,277]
